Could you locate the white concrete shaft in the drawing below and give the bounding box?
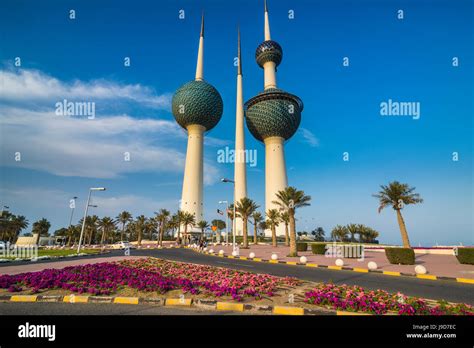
[264,136,287,236]
[234,73,247,236]
[263,61,277,90]
[264,9,271,41]
[195,36,204,81]
[180,124,205,224]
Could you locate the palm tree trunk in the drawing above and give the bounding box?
[396,209,411,248]
[253,223,258,244]
[243,218,248,248]
[272,226,277,247]
[289,214,297,257]
[100,229,106,245]
[121,223,125,241]
[159,223,164,247]
[137,229,142,246]
[284,223,289,246]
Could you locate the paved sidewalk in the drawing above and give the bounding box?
[204,244,474,279]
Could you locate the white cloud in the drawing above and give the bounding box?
[299,128,319,147]
[0,69,222,184]
[0,69,171,109]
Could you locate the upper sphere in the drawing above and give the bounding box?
[172,80,223,131]
[255,40,283,68]
[244,88,303,142]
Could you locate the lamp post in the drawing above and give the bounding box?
[219,200,229,244]
[77,188,106,253]
[221,178,236,252]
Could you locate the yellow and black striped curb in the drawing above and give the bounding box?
[188,247,474,285]
[0,294,336,315]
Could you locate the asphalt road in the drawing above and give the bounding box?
[1,247,473,304]
[0,302,243,315]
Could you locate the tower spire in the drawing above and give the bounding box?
[237,26,242,76]
[195,12,205,81]
[234,26,247,238]
[264,0,271,40]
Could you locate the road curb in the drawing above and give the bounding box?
[0,293,336,315]
[188,247,473,285]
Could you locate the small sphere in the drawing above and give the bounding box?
[249,252,256,259]
[335,259,344,267]
[255,40,283,68]
[203,247,207,252]
[219,249,225,255]
[209,249,214,254]
[232,250,239,257]
[299,256,307,264]
[271,253,278,260]
[415,265,427,275]
[172,80,223,131]
[368,261,378,270]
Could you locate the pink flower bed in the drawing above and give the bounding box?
[0,258,299,301]
[304,283,473,315]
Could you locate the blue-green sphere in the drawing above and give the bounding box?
[245,88,303,142]
[255,40,283,68]
[172,80,223,131]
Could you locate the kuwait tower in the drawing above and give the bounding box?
[172,14,223,224]
[244,0,303,236]
[234,28,247,236]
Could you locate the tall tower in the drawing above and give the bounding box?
[172,14,223,226]
[234,28,247,236]
[244,0,303,236]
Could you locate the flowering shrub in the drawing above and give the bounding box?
[304,283,473,315]
[119,258,299,300]
[0,258,299,301]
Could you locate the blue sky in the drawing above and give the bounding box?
[0,0,472,245]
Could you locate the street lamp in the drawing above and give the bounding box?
[221,178,236,252]
[77,188,106,253]
[218,200,229,244]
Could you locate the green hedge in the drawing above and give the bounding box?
[456,248,474,265]
[385,248,415,265]
[311,243,327,255]
[296,243,308,252]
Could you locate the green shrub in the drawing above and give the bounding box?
[456,248,474,265]
[385,247,415,265]
[296,243,308,252]
[311,243,327,255]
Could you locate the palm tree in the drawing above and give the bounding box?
[266,209,281,247]
[273,186,311,257]
[331,225,348,242]
[258,221,267,238]
[373,181,423,248]
[116,211,132,242]
[251,212,263,245]
[172,210,186,241]
[87,215,99,245]
[155,209,170,246]
[280,211,290,246]
[312,227,325,241]
[135,215,147,246]
[346,223,359,243]
[181,212,196,245]
[197,220,209,240]
[235,198,259,248]
[32,218,51,237]
[98,217,116,245]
